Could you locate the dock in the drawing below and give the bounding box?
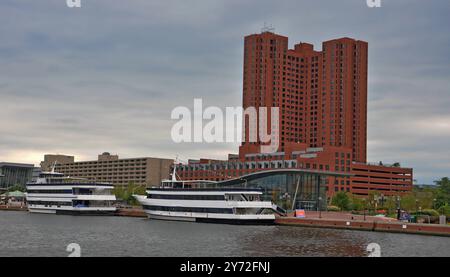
[0,205,28,212]
[276,213,450,237]
[115,208,147,218]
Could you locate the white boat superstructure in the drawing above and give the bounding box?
[135,163,285,225]
[135,187,277,225]
[26,170,116,215]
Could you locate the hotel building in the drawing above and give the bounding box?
[177,31,413,198]
[41,153,173,187]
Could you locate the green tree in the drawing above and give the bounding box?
[434,177,450,209]
[331,192,351,211]
[7,184,26,192]
[113,182,147,206]
[414,190,434,210]
[349,194,364,211]
[366,191,379,211]
[384,196,397,215]
[437,204,450,216]
[400,193,417,212]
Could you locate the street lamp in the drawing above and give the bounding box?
[318,196,322,219]
[396,196,401,220]
[362,198,367,221]
[380,194,385,209]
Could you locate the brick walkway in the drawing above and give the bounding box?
[289,211,398,222]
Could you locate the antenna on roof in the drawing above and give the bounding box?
[261,22,275,33]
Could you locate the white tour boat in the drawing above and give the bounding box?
[135,165,285,225]
[26,169,117,215]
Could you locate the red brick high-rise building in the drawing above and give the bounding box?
[240,32,367,163]
[178,31,412,198]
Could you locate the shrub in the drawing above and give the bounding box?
[327,205,340,212]
[331,192,350,211]
[419,209,439,217]
[438,205,450,216]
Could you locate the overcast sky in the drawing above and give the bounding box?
[0,0,449,184]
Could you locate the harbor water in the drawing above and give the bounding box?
[0,211,449,257]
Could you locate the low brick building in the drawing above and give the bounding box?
[177,143,412,198]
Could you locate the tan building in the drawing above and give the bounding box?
[41,152,173,187]
[40,154,75,171]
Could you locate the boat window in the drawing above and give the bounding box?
[142,205,233,214]
[148,194,225,201]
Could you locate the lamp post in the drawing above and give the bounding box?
[362,198,366,221]
[380,194,385,210]
[396,196,401,220]
[318,196,322,219]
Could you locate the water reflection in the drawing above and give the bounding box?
[237,226,367,256]
[0,212,448,257]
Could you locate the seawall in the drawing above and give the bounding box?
[276,217,450,237]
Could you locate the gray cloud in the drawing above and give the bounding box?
[0,0,449,183]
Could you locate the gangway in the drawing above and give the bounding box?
[271,204,287,216]
[255,204,287,216]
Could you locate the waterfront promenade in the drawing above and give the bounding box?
[288,211,398,222]
[277,212,450,237]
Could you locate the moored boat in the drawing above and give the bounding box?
[26,168,116,215]
[135,165,285,225]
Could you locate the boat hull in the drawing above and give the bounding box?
[144,210,275,225]
[55,210,116,216]
[28,207,116,216]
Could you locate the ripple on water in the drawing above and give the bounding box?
[0,211,449,257]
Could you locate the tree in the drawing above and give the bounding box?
[437,204,450,216]
[384,196,398,215]
[400,193,417,212]
[347,194,363,211]
[7,184,25,192]
[331,192,350,211]
[113,182,147,206]
[366,191,379,211]
[414,191,433,209]
[392,162,401,167]
[434,177,450,209]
